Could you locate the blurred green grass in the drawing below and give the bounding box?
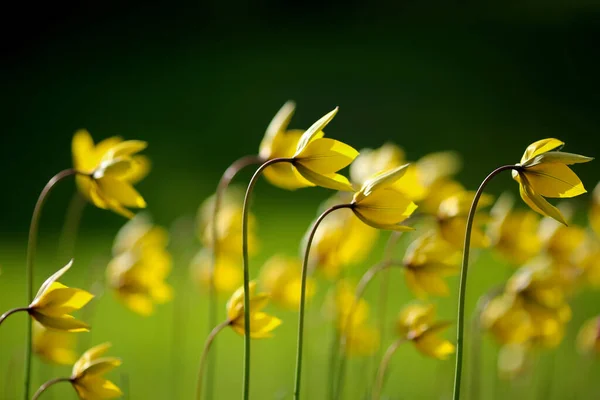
[1,204,599,399]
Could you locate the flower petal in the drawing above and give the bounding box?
[525,151,593,167]
[354,163,410,202]
[524,163,587,198]
[30,312,90,333]
[295,138,358,174]
[97,177,147,208]
[353,188,417,226]
[295,164,354,191]
[259,101,296,158]
[414,332,455,360]
[72,130,95,171]
[74,376,123,399]
[32,285,94,316]
[519,178,567,225]
[73,343,112,376]
[295,107,339,156]
[33,260,74,302]
[521,138,564,164]
[80,357,122,378]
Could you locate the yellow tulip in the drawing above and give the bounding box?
[72,129,149,219]
[33,321,78,365]
[191,249,242,295]
[576,315,600,356]
[418,179,464,215]
[591,182,600,237]
[259,255,315,310]
[200,203,259,257]
[403,231,460,298]
[226,281,281,338]
[512,138,592,225]
[488,194,541,265]
[349,142,406,187]
[112,214,169,255]
[481,293,535,345]
[436,191,493,249]
[395,303,455,359]
[538,213,587,264]
[71,343,123,399]
[350,164,418,231]
[28,260,93,332]
[343,324,380,357]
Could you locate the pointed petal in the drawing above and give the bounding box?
[295,138,358,174]
[354,163,410,202]
[97,177,146,208]
[524,164,587,198]
[73,343,112,376]
[72,129,95,171]
[415,332,455,360]
[295,164,354,191]
[295,107,339,156]
[32,285,94,316]
[521,138,564,164]
[519,178,568,225]
[264,163,315,190]
[34,260,74,302]
[260,101,296,158]
[107,140,147,159]
[80,357,122,377]
[525,151,593,167]
[248,312,282,338]
[353,188,417,226]
[30,312,90,333]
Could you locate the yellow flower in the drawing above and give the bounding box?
[538,211,587,264]
[344,324,380,357]
[481,293,535,345]
[28,260,93,332]
[349,142,406,187]
[259,255,315,310]
[436,191,493,249]
[488,194,541,265]
[497,343,530,380]
[33,321,78,365]
[590,182,600,237]
[70,343,122,400]
[395,303,455,359]
[226,281,282,338]
[403,231,460,298]
[350,164,418,231]
[576,315,600,356]
[190,249,242,295]
[72,129,149,218]
[112,214,169,255]
[512,138,592,225]
[418,179,464,216]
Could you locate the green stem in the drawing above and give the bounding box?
[196,320,231,400]
[31,377,71,400]
[372,338,405,400]
[293,203,351,400]
[241,157,291,400]
[25,168,79,400]
[0,307,29,327]
[452,165,516,400]
[207,155,262,400]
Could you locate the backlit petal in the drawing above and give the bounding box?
[295,138,358,174]
[353,188,417,226]
[295,107,339,155]
[414,333,455,360]
[34,260,74,302]
[521,138,564,164]
[72,130,95,171]
[295,164,354,191]
[524,163,586,198]
[30,312,90,333]
[519,179,567,225]
[97,177,147,208]
[32,285,94,316]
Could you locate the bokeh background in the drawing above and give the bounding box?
[1,1,599,399]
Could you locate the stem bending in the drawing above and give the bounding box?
[32,377,71,400]
[196,320,232,400]
[372,338,406,400]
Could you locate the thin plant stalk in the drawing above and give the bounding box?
[372,338,406,400]
[207,155,262,400]
[0,307,29,326]
[293,203,351,400]
[452,165,515,400]
[25,168,79,400]
[31,377,71,400]
[57,192,86,261]
[196,320,231,400]
[241,157,291,400]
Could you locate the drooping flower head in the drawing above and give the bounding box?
[70,343,122,399]
[72,129,149,218]
[28,260,94,332]
[259,255,315,310]
[226,281,282,338]
[512,138,592,225]
[33,321,78,365]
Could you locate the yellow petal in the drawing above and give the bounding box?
[404,269,426,299]
[353,188,417,227]
[72,129,95,171]
[413,270,451,297]
[119,293,154,316]
[414,333,455,359]
[248,312,282,338]
[30,312,90,333]
[259,101,296,159]
[73,343,112,376]
[107,140,147,158]
[294,164,354,191]
[74,376,123,400]
[295,107,339,156]
[295,138,358,174]
[32,285,94,316]
[264,162,315,190]
[526,151,593,167]
[97,177,146,208]
[521,138,564,164]
[33,260,74,302]
[354,163,410,203]
[81,357,122,377]
[519,178,567,225]
[524,163,586,198]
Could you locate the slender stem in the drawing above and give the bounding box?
[372,338,406,400]
[196,320,231,400]
[241,157,291,400]
[57,192,86,261]
[0,307,29,327]
[452,165,516,400]
[207,155,262,400]
[25,168,79,400]
[327,328,341,400]
[293,203,351,400]
[31,377,71,400]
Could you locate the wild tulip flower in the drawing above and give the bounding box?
[538,212,587,264]
[226,281,282,338]
[349,142,406,187]
[72,129,149,219]
[481,293,535,345]
[437,191,493,249]
[33,322,78,365]
[418,178,464,215]
[112,213,169,255]
[576,315,600,356]
[259,255,315,310]
[191,249,242,295]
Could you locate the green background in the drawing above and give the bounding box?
[1,1,599,399]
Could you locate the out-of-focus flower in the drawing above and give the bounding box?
[538,210,587,264]
[72,129,149,219]
[575,238,600,289]
[350,142,406,187]
[70,343,122,399]
[481,293,535,345]
[350,164,418,231]
[226,281,281,338]
[395,303,455,359]
[190,249,242,295]
[418,179,464,216]
[590,182,600,237]
[512,138,592,225]
[488,194,541,265]
[576,315,600,356]
[259,255,315,309]
[344,324,380,357]
[436,191,493,249]
[33,321,78,365]
[497,343,531,380]
[403,231,460,298]
[107,216,173,316]
[28,260,93,332]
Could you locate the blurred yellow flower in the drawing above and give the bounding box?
[350,142,406,187]
[226,281,281,338]
[488,194,541,265]
[33,321,78,365]
[497,343,530,380]
[344,324,380,357]
[538,212,587,264]
[28,260,93,332]
[403,231,460,298]
[191,249,242,295]
[395,303,455,359]
[436,191,493,249]
[112,214,169,255]
[72,129,149,219]
[576,315,600,356]
[350,164,418,231]
[590,182,600,237]
[259,255,315,310]
[512,138,592,225]
[418,179,464,216]
[71,343,122,399]
[481,293,535,345]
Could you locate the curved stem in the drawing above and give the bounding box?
[0,307,29,327]
[25,168,79,400]
[32,377,71,400]
[452,165,516,400]
[207,155,262,400]
[293,203,351,400]
[241,157,292,400]
[196,320,231,400]
[372,338,405,400]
